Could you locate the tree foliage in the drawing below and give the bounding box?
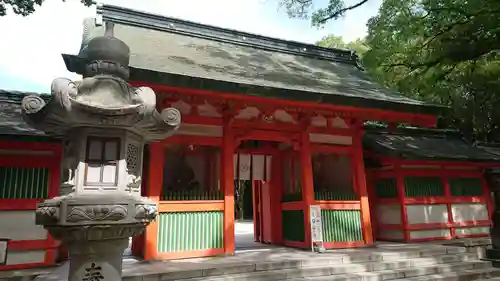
[316,35,369,57]
[282,0,500,141]
[363,0,500,141]
[0,0,92,16]
[279,0,369,27]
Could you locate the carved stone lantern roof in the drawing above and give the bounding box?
[21,21,180,141]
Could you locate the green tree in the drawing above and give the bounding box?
[316,35,346,49]
[282,0,500,141]
[362,0,500,140]
[316,35,369,57]
[0,0,92,16]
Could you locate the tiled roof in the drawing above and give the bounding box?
[364,127,500,163]
[63,4,445,116]
[0,90,49,136]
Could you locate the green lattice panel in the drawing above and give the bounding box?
[375,178,398,198]
[314,191,357,201]
[157,211,223,252]
[404,176,444,197]
[321,210,363,243]
[449,178,483,196]
[0,167,49,199]
[161,190,224,201]
[282,210,305,242]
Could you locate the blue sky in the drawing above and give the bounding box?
[0,0,382,93]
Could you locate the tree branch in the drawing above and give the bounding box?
[316,0,370,24]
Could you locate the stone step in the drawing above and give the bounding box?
[167,259,489,281]
[391,267,500,281]
[292,267,500,281]
[121,251,480,281]
[129,253,476,281]
[2,245,483,281]
[344,260,492,281]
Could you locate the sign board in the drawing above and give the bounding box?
[0,238,9,265]
[309,205,323,243]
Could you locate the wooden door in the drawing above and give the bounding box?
[261,180,273,243]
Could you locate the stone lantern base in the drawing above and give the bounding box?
[36,192,157,281]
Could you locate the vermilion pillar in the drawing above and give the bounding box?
[222,119,235,254]
[271,152,284,244]
[395,163,410,242]
[145,142,164,260]
[299,130,315,247]
[353,128,373,245]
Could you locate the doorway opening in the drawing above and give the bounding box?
[234,140,277,250]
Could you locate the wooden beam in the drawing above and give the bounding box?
[310,144,352,154]
[158,201,224,212]
[235,129,297,143]
[161,135,222,146]
[133,82,438,127]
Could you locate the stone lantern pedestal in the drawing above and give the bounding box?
[21,19,180,281]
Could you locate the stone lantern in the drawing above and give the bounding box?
[21,19,181,281]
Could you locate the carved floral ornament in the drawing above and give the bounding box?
[35,206,60,225]
[46,223,148,242]
[158,91,356,124]
[66,205,128,222]
[135,204,158,221]
[35,200,157,224]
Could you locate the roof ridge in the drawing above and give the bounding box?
[97,4,360,66]
[365,125,463,139]
[0,89,50,95]
[0,90,51,102]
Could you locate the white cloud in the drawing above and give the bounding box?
[0,0,381,88]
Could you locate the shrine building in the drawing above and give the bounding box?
[0,4,498,271]
[364,127,499,243]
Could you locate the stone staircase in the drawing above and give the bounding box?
[4,242,500,281]
[120,244,499,281]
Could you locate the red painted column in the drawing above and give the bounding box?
[365,169,378,240]
[299,130,315,247]
[395,163,410,242]
[144,142,164,260]
[222,119,235,254]
[271,152,284,244]
[353,128,374,245]
[443,175,455,239]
